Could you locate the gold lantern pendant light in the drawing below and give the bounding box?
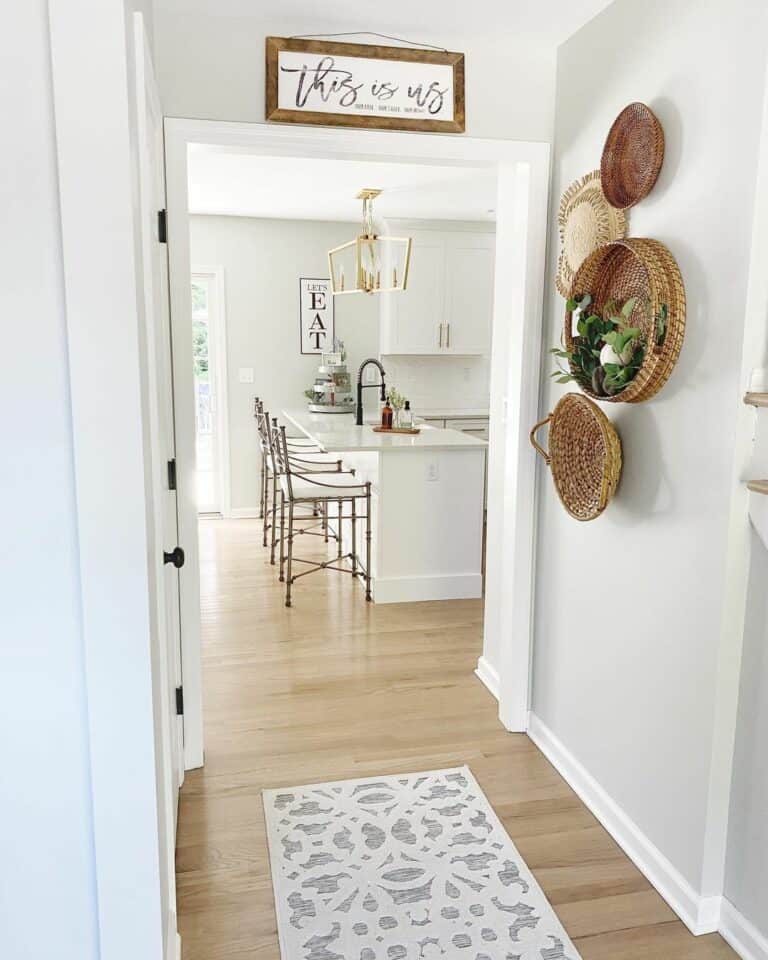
[328,189,412,296]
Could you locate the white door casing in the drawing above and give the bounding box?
[133,12,183,956]
[165,121,550,762]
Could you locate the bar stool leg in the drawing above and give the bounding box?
[286,501,295,607]
[337,499,343,560]
[259,453,266,520]
[351,498,357,575]
[263,468,271,547]
[365,484,372,601]
[323,501,329,543]
[270,471,279,564]
[279,489,286,582]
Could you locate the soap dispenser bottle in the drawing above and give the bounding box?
[401,400,413,429]
[381,397,393,429]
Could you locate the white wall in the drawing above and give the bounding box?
[725,528,768,942]
[1,2,99,956]
[190,215,379,511]
[530,0,767,909]
[154,8,556,142]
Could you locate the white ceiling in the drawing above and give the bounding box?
[187,150,499,222]
[156,0,614,44]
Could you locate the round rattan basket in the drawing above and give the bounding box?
[555,170,628,298]
[531,393,622,521]
[565,238,686,403]
[601,102,665,209]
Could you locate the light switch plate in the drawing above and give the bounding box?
[426,461,440,482]
[238,367,254,383]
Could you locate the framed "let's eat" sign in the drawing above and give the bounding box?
[266,37,465,133]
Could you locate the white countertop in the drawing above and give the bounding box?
[283,409,487,452]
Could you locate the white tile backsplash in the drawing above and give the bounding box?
[382,355,490,414]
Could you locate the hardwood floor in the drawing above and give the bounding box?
[176,517,736,959]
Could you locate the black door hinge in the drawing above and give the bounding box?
[167,458,177,490]
[175,686,184,716]
[158,209,167,243]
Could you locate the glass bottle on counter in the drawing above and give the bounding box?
[401,400,413,429]
[381,397,394,429]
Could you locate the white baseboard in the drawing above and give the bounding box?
[474,655,500,700]
[229,507,262,519]
[373,573,482,604]
[176,932,182,960]
[527,713,718,936]
[720,898,768,960]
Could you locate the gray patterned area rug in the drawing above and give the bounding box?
[263,765,581,960]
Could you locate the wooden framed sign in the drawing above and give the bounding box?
[299,277,335,355]
[266,37,465,133]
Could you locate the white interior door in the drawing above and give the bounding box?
[133,13,183,958]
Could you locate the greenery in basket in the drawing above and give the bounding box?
[551,293,645,397]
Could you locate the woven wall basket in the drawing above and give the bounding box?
[565,238,686,403]
[601,102,665,209]
[530,393,622,521]
[555,170,628,297]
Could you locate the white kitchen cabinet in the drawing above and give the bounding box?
[443,235,495,355]
[380,226,495,357]
[380,234,445,354]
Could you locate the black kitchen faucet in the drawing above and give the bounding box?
[356,359,386,425]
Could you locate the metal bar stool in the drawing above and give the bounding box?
[254,398,326,526]
[261,413,345,565]
[255,405,327,549]
[276,425,372,607]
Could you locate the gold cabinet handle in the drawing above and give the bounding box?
[438,323,443,348]
[446,323,451,348]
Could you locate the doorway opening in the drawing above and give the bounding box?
[165,118,549,772]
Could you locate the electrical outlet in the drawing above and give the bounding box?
[463,367,471,382]
[238,367,254,383]
[426,460,439,482]
[365,366,377,384]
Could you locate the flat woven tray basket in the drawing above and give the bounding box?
[565,238,686,403]
[531,393,622,521]
[601,102,665,209]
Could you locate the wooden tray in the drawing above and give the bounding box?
[372,426,421,434]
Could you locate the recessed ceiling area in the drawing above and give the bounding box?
[187,149,498,222]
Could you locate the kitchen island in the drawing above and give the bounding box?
[283,409,487,603]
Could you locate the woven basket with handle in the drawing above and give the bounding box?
[565,238,686,403]
[531,393,622,521]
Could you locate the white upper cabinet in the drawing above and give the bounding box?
[381,234,445,354]
[380,225,495,356]
[443,234,495,355]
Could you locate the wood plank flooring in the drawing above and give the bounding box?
[176,517,736,959]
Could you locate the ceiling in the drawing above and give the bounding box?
[156,0,614,44]
[187,150,499,222]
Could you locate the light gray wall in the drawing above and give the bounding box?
[725,527,768,937]
[1,2,98,956]
[190,215,379,511]
[154,8,556,142]
[531,0,767,895]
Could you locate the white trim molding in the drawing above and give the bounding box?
[720,898,768,960]
[475,656,500,700]
[228,507,262,520]
[527,713,719,936]
[373,573,482,604]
